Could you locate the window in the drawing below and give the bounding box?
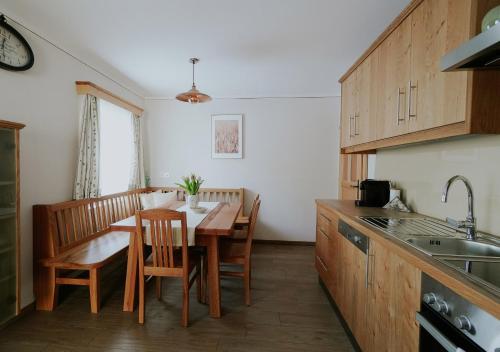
[99,99,133,195]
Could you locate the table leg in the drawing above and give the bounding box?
[123,232,137,312]
[207,236,221,318]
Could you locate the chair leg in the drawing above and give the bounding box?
[156,277,162,300]
[202,255,208,303]
[244,264,251,306]
[89,268,100,314]
[196,263,202,303]
[139,274,145,324]
[181,278,189,327]
[49,268,59,311]
[249,259,252,290]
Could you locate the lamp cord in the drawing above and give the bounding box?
[192,61,195,88]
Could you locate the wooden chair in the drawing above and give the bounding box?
[234,194,260,234]
[135,209,202,327]
[219,199,261,306]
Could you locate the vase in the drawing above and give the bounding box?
[186,194,199,209]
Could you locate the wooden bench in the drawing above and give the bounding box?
[33,186,248,313]
[33,189,145,313]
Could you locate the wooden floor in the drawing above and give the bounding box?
[0,244,354,352]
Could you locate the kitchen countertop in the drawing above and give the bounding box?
[316,199,500,319]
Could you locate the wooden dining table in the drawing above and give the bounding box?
[110,200,242,318]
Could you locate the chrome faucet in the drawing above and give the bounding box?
[441,175,476,240]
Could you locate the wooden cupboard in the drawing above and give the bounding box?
[315,223,330,283]
[338,153,368,201]
[315,204,421,352]
[408,0,470,132]
[339,0,500,153]
[337,234,369,351]
[376,16,412,140]
[340,73,356,148]
[315,206,337,293]
[365,240,421,352]
[0,120,24,325]
[356,52,378,144]
[340,52,378,147]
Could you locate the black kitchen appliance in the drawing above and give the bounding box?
[417,273,499,352]
[355,179,390,207]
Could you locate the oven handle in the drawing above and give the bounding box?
[416,312,466,352]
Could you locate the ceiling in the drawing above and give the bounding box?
[1,0,410,98]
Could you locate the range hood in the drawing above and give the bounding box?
[441,24,500,71]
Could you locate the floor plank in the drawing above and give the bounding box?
[0,244,354,352]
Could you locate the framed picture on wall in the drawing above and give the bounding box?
[211,114,243,159]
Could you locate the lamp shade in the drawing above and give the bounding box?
[175,84,212,104]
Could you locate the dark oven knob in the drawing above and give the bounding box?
[423,293,437,304]
[435,300,449,314]
[454,315,473,332]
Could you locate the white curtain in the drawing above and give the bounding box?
[73,94,100,199]
[129,114,146,189]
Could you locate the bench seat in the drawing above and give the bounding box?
[43,231,130,270]
[234,216,249,225]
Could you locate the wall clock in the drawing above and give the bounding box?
[0,15,34,71]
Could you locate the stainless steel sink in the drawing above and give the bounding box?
[358,216,500,262]
[406,237,500,262]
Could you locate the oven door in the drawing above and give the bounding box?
[417,303,485,352]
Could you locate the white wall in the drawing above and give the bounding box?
[145,97,340,242]
[0,21,144,308]
[375,135,500,237]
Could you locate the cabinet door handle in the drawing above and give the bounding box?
[365,242,370,288]
[319,228,331,240]
[317,256,328,272]
[349,115,354,138]
[408,80,417,119]
[319,213,331,222]
[396,88,406,125]
[354,113,360,136]
[366,249,375,289]
[356,179,360,200]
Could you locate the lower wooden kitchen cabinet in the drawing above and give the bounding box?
[337,231,369,350]
[365,240,421,352]
[316,204,421,352]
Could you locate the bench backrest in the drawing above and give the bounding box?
[33,189,146,262]
[149,187,245,217]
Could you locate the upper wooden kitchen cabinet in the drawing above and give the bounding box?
[376,16,412,140]
[408,0,470,132]
[340,52,378,148]
[340,73,356,148]
[339,0,500,153]
[355,52,378,144]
